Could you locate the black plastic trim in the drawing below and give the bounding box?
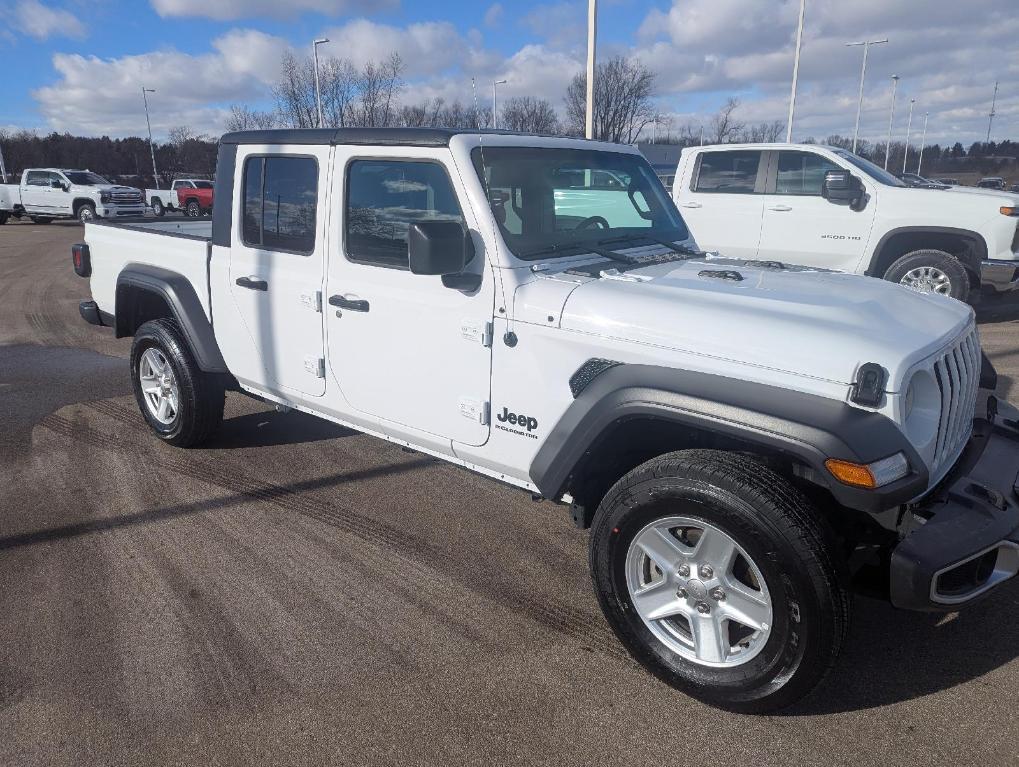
[867,225,988,277]
[211,142,236,247]
[569,358,623,397]
[529,364,927,513]
[115,265,228,373]
[78,300,108,326]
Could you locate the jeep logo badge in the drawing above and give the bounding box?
[497,407,538,432]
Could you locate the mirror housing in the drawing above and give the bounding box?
[50,179,63,189]
[408,221,474,277]
[822,169,866,210]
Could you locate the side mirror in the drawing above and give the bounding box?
[822,169,865,210]
[408,221,475,278]
[50,179,63,189]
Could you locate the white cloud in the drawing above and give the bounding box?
[150,0,395,20]
[13,0,86,40]
[33,29,290,136]
[320,19,469,76]
[520,2,586,50]
[483,3,504,29]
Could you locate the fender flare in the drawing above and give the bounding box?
[115,264,227,373]
[529,363,928,513]
[866,226,988,277]
[72,197,96,215]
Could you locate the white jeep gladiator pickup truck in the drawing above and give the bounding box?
[674,143,1019,302]
[0,168,144,224]
[72,128,1019,712]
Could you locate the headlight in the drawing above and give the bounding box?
[826,453,910,489]
[100,191,111,203]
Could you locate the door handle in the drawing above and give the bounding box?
[235,276,268,291]
[679,201,703,208]
[329,294,370,312]
[767,204,793,212]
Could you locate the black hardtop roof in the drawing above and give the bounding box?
[219,127,562,147]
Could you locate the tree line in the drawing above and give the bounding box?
[2,46,1016,186]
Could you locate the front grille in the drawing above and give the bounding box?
[931,328,981,474]
[110,190,142,204]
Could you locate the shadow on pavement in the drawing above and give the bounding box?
[203,409,356,450]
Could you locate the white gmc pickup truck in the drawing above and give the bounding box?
[72,128,1019,712]
[674,143,1019,302]
[0,168,145,224]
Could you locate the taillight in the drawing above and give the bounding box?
[72,243,91,277]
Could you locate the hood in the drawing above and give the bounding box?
[537,254,973,390]
[91,184,141,193]
[943,185,1019,204]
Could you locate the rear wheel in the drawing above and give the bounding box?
[589,450,849,713]
[76,202,96,223]
[185,200,201,217]
[152,198,165,217]
[130,318,225,447]
[883,249,969,302]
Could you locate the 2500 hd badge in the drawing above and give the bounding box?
[496,406,539,438]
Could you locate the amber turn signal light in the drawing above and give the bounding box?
[825,459,876,489]
[1000,206,1018,217]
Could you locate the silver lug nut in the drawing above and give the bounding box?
[710,587,726,601]
[677,563,691,577]
[695,602,711,615]
[699,565,714,579]
[677,588,688,599]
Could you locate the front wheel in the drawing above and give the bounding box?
[130,319,225,447]
[589,450,850,713]
[77,202,96,223]
[884,249,969,301]
[0,211,8,225]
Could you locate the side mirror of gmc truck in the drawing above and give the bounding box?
[822,169,866,211]
[408,222,480,290]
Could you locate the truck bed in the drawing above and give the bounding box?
[84,217,213,322]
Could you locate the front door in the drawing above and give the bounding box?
[325,152,494,447]
[756,150,878,272]
[678,149,766,258]
[227,149,329,397]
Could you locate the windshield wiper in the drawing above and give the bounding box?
[519,242,592,259]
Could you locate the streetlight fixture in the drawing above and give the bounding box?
[492,79,507,129]
[141,86,159,189]
[0,142,8,184]
[585,0,597,139]
[313,38,330,128]
[917,111,929,176]
[884,74,900,170]
[785,0,806,143]
[845,38,888,153]
[902,97,915,174]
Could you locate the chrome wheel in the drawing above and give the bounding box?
[899,265,952,295]
[139,347,180,425]
[625,516,773,668]
[78,205,95,222]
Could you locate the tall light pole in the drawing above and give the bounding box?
[313,38,329,128]
[0,142,7,184]
[916,111,929,176]
[492,79,507,129]
[987,80,999,143]
[884,74,899,170]
[902,97,915,174]
[785,0,806,143]
[846,38,888,153]
[585,0,597,139]
[142,86,159,188]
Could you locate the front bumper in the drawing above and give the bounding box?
[891,399,1019,610]
[99,205,146,218]
[981,258,1019,292]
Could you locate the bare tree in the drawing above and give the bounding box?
[397,98,491,129]
[168,125,195,147]
[225,105,278,132]
[565,56,656,143]
[740,120,785,143]
[709,98,745,144]
[500,97,560,134]
[350,53,404,128]
[273,50,318,128]
[319,57,358,128]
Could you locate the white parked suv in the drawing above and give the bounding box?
[72,128,1019,712]
[0,168,145,224]
[673,143,1019,301]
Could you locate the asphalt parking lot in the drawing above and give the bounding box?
[2,218,1019,765]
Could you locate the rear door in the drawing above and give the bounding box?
[21,171,53,212]
[677,149,766,258]
[756,150,877,272]
[325,150,493,447]
[227,148,330,397]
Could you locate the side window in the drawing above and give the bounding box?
[775,151,841,196]
[345,160,464,268]
[241,155,318,254]
[50,172,66,188]
[693,151,762,193]
[25,171,47,186]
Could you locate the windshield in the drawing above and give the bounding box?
[194,180,213,189]
[63,171,110,186]
[471,147,688,260]
[830,149,905,187]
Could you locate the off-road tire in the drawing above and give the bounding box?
[76,202,96,223]
[152,198,165,217]
[883,249,970,302]
[130,318,225,447]
[589,449,850,713]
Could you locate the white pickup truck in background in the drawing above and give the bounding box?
[0,168,145,224]
[145,179,214,217]
[673,143,1019,302]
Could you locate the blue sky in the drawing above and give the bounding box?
[1,0,1016,145]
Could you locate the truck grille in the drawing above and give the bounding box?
[110,190,143,204]
[931,328,981,474]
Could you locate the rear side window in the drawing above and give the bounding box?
[774,151,840,195]
[693,151,761,193]
[345,159,464,268]
[241,155,318,254]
